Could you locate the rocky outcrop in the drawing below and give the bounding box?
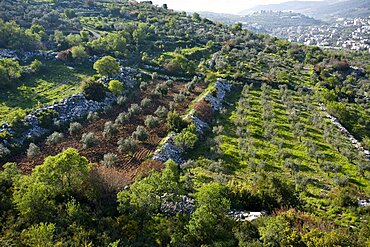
[0,49,56,61]
[191,115,209,135]
[358,199,370,207]
[152,134,183,164]
[160,194,195,216]
[152,79,232,164]
[205,79,232,111]
[319,103,370,160]
[27,94,115,138]
[0,67,139,148]
[228,210,266,222]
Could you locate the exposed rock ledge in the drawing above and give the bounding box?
[152,79,232,164]
[319,103,370,160]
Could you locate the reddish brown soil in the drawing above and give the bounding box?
[12,80,205,185]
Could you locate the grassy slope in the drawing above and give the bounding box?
[188,84,370,227]
[0,59,93,123]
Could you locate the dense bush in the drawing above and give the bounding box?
[132,126,149,142]
[108,80,124,96]
[103,121,118,138]
[27,143,40,158]
[93,56,120,77]
[36,109,58,128]
[29,59,42,73]
[45,132,64,146]
[117,137,138,155]
[0,19,43,51]
[81,77,106,101]
[71,45,88,61]
[166,111,188,132]
[102,153,119,167]
[68,122,83,137]
[81,132,99,148]
[0,144,10,159]
[173,124,198,150]
[144,115,160,129]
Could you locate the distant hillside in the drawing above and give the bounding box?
[240,0,370,21]
[199,11,324,33]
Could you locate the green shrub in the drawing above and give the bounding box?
[46,132,64,146]
[155,83,168,96]
[87,111,99,122]
[155,106,168,118]
[108,80,124,96]
[102,153,119,167]
[174,93,185,103]
[144,115,160,129]
[140,81,148,91]
[117,96,127,106]
[27,143,41,158]
[103,121,118,138]
[166,111,188,132]
[81,132,99,148]
[81,77,106,101]
[117,137,138,155]
[68,122,83,137]
[0,144,10,159]
[115,112,131,125]
[37,109,58,128]
[132,126,149,142]
[140,97,152,108]
[128,104,142,115]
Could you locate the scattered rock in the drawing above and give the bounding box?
[228,210,267,222]
[205,79,232,112]
[152,79,232,165]
[160,194,195,215]
[319,103,370,160]
[152,134,183,164]
[0,67,140,148]
[358,199,370,207]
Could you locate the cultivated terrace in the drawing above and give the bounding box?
[0,0,369,246]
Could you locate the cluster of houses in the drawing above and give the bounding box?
[272,17,370,52]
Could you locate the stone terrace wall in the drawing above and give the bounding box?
[319,103,370,160]
[152,79,232,164]
[0,67,139,147]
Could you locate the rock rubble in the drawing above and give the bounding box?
[152,79,232,164]
[0,67,139,148]
[319,103,370,160]
[228,210,266,222]
[160,194,195,216]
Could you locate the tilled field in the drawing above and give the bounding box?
[12,80,206,184]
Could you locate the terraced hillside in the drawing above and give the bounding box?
[0,0,370,246]
[187,83,370,227]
